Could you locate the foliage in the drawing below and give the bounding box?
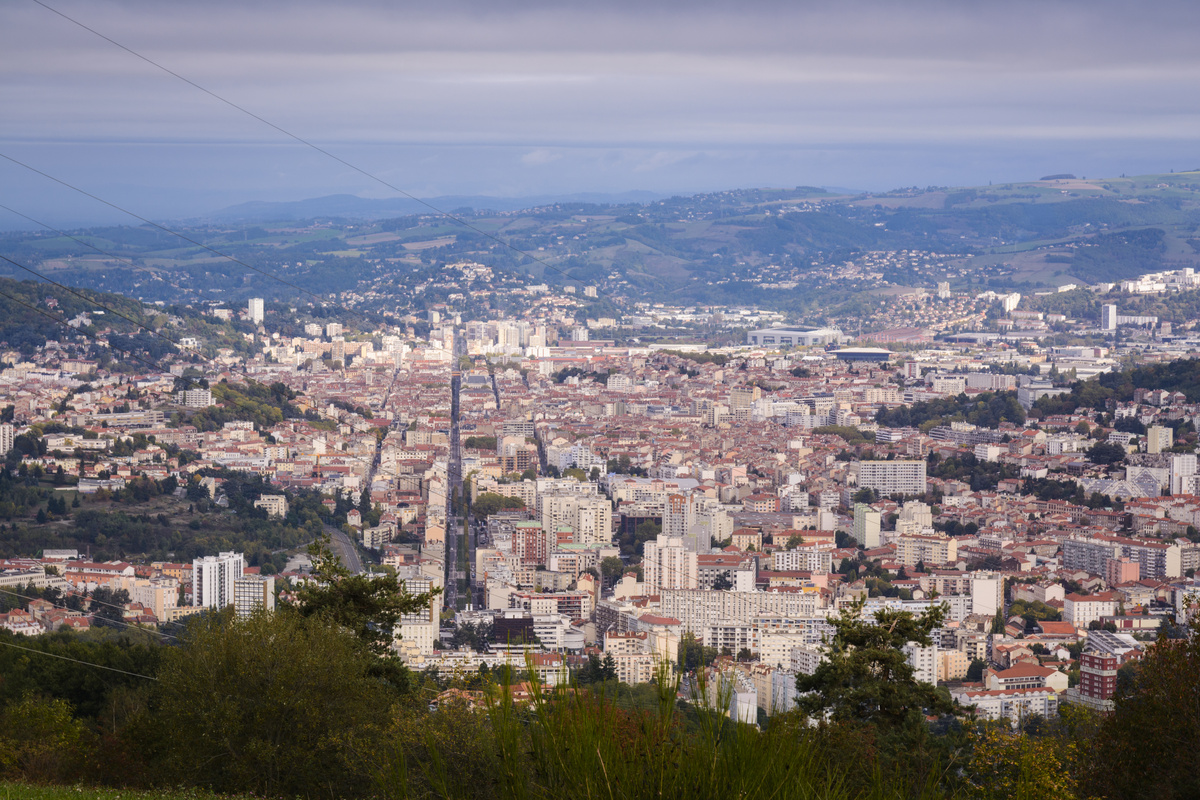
[484,659,939,800]
[186,380,302,432]
[658,349,730,366]
[1008,599,1062,629]
[1032,356,1200,417]
[0,473,327,565]
[471,491,526,519]
[448,620,493,652]
[0,278,157,355]
[599,555,626,583]
[813,425,876,445]
[1067,227,1166,284]
[677,632,719,672]
[797,597,955,729]
[1086,441,1127,466]
[926,451,1020,492]
[0,695,94,783]
[964,721,1082,800]
[0,785,263,800]
[0,628,162,720]
[1085,626,1200,799]
[142,609,395,799]
[291,535,437,661]
[575,653,618,685]
[877,391,1025,430]
[463,435,497,450]
[616,519,661,558]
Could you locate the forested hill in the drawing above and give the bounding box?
[0,277,257,361]
[0,277,162,355]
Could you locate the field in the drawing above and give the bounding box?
[0,785,255,800]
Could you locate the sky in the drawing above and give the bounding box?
[2,0,1199,228]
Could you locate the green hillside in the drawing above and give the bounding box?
[2,171,1198,314]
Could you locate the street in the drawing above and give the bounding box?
[325,524,364,574]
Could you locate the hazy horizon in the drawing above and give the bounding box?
[3,0,1199,229]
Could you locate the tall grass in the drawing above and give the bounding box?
[474,660,952,800]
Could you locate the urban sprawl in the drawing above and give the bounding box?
[7,262,1200,727]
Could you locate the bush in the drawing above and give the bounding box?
[0,695,94,783]
[142,609,397,798]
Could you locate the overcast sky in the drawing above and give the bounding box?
[2,0,1198,227]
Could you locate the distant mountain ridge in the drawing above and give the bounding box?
[202,191,667,223]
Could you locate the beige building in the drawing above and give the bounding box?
[896,534,957,567]
[940,649,969,682]
[253,495,288,518]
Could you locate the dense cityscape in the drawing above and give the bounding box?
[5,0,1200,796]
[4,244,1200,795]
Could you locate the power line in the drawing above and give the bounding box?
[0,586,180,641]
[0,209,471,508]
[0,282,389,487]
[0,637,158,680]
[25,0,606,292]
[0,278,459,567]
[0,150,358,312]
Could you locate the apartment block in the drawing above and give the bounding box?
[193,552,245,609]
[856,460,927,497]
[233,574,275,618]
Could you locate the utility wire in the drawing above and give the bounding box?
[0,151,361,313]
[25,0,602,291]
[0,277,455,520]
[0,637,158,680]
[0,586,180,641]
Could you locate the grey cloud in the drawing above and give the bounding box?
[1,0,1198,222]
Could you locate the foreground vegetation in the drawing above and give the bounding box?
[0,785,258,800]
[5,579,1200,799]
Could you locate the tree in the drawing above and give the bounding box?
[576,652,618,685]
[966,658,986,682]
[291,535,437,660]
[796,597,955,729]
[1085,622,1200,799]
[0,694,93,783]
[678,632,718,672]
[967,719,1084,799]
[852,487,877,504]
[146,609,395,798]
[472,492,525,519]
[599,556,625,586]
[1087,441,1127,466]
